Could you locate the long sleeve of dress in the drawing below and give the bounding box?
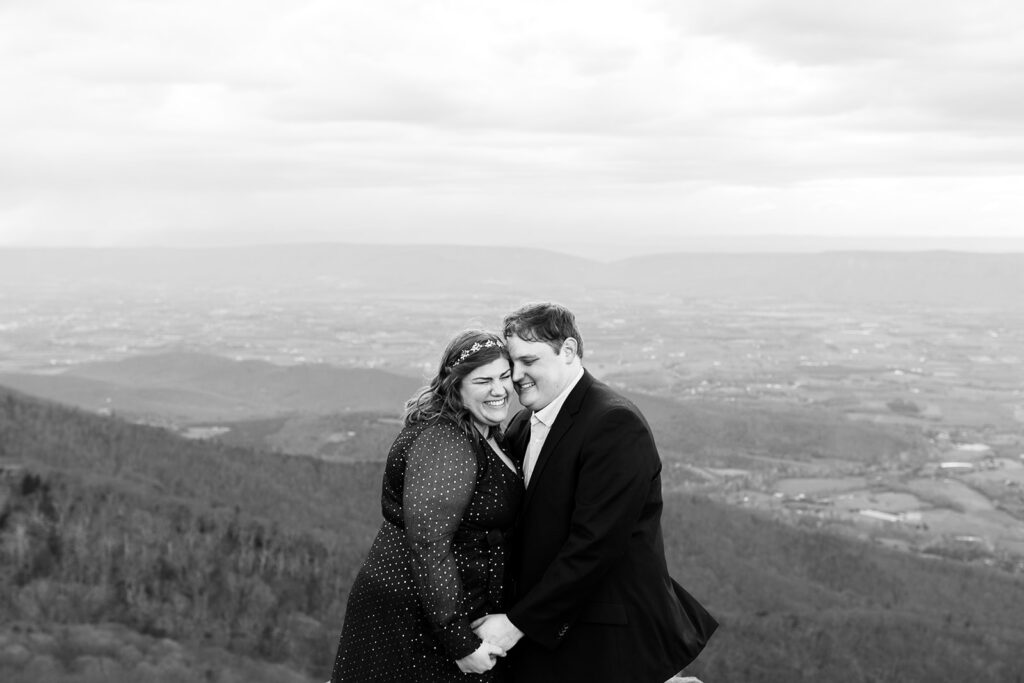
[403,422,480,660]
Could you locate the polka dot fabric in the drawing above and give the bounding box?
[331,419,523,682]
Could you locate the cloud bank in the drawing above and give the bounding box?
[2,0,1023,250]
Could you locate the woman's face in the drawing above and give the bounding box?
[459,357,513,432]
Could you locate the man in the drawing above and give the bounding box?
[474,302,716,682]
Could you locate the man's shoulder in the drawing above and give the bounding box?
[576,376,655,436]
[581,374,640,415]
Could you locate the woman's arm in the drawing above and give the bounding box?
[403,422,481,660]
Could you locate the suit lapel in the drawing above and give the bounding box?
[523,370,594,506]
[504,410,531,470]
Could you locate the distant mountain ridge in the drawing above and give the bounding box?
[2,245,1022,307]
[610,251,1024,308]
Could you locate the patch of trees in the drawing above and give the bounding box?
[887,398,922,416]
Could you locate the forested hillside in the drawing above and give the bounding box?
[2,386,1023,682]
[629,391,926,465]
[0,386,381,680]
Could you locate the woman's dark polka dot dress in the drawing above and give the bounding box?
[331,418,522,682]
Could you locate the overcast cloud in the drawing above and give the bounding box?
[2,0,1023,254]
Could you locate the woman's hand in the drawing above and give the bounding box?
[455,640,505,674]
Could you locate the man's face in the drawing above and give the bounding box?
[507,334,576,412]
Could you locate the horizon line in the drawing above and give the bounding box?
[2,236,1024,261]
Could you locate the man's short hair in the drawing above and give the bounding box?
[502,302,584,359]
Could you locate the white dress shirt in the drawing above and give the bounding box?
[523,367,584,486]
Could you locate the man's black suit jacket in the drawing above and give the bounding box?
[505,370,715,683]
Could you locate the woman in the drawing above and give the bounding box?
[330,330,523,682]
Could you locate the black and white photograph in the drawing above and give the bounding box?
[2,2,1023,682]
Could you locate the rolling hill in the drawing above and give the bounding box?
[0,351,421,421]
[0,351,924,468]
[2,386,1023,682]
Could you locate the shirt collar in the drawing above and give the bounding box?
[532,367,585,427]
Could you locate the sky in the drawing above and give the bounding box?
[3,0,1024,256]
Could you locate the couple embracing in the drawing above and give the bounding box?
[330,302,717,683]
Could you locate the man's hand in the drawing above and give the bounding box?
[471,613,524,651]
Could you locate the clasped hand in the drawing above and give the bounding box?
[471,613,524,652]
[456,640,505,674]
[453,614,524,675]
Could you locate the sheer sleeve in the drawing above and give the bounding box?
[403,421,480,659]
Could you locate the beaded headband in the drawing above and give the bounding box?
[450,338,505,368]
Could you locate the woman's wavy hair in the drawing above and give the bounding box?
[403,329,511,440]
